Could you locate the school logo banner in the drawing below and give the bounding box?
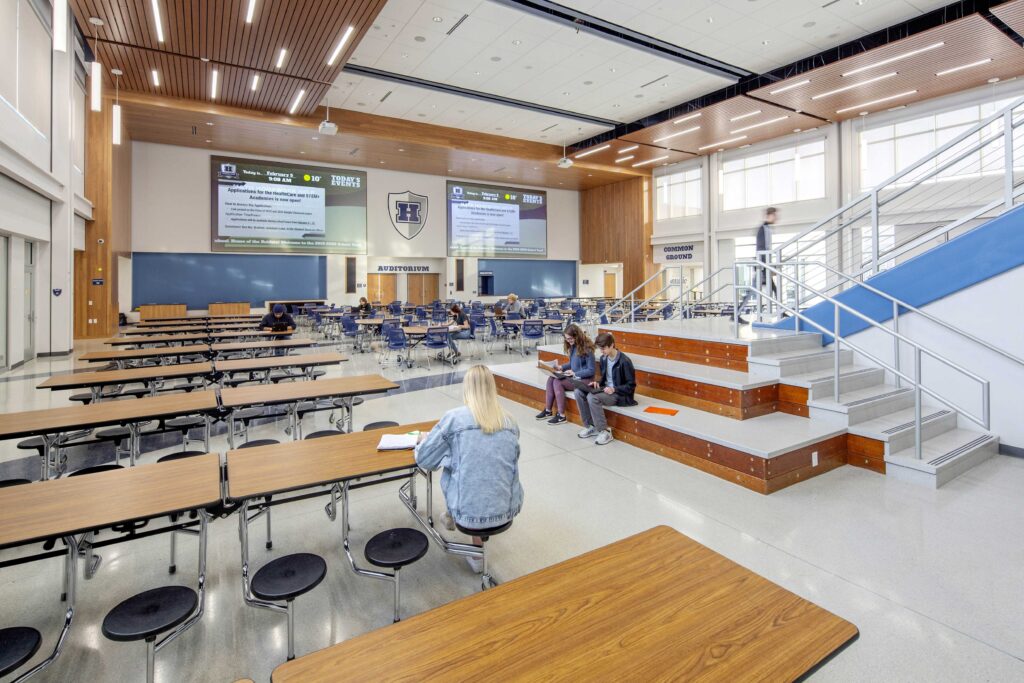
[388,191,428,240]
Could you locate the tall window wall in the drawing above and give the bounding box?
[720,139,826,211]
[655,167,702,220]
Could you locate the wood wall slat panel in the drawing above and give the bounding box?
[581,177,656,294]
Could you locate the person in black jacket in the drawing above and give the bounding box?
[574,332,636,445]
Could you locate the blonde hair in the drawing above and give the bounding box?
[507,293,518,301]
[463,365,511,434]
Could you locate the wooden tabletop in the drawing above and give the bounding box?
[37,362,213,390]
[272,526,858,683]
[0,455,222,548]
[105,330,292,346]
[0,390,218,441]
[140,315,261,323]
[215,352,346,373]
[211,339,317,352]
[227,421,436,499]
[220,374,398,408]
[80,344,212,362]
[499,318,563,325]
[123,322,256,334]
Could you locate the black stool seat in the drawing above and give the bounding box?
[308,369,326,380]
[233,406,264,422]
[165,416,204,429]
[332,397,364,408]
[0,626,42,676]
[250,553,326,602]
[0,479,31,488]
[95,426,131,440]
[102,586,198,642]
[363,421,400,431]
[305,430,342,440]
[16,437,46,453]
[68,464,124,477]
[237,439,280,449]
[157,450,207,463]
[364,528,428,569]
[455,520,512,541]
[69,392,93,404]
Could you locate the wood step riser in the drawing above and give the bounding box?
[598,328,749,372]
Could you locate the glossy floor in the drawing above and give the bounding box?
[1,339,1022,681]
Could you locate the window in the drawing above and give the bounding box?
[858,96,1018,190]
[721,140,826,211]
[655,167,702,219]
[456,259,465,291]
[345,257,356,294]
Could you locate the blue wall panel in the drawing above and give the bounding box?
[478,259,576,297]
[132,252,327,310]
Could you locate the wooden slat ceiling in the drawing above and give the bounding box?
[570,142,694,170]
[748,15,1024,122]
[614,98,825,156]
[117,92,648,191]
[70,0,387,116]
[992,0,1024,39]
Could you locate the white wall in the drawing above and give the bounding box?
[578,263,621,298]
[131,142,582,307]
[845,265,1024,450]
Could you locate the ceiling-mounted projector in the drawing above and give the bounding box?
[318,119,338,136]
[557,156,573,169]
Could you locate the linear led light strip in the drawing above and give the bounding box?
[811,71,897,100]
[730,115,788,134]
[841,41,943,77]
[289,89,306,114]
[936,58,992,76]
[632,155,668,167]
[653,125,700,143]
[246,0,257,23]
[836,89,917,114]
[769,79,809,95]
[151,69,160,87]
[276,48,287,69]
[327,26,355,66]
[672,112,700,125]
[575,144,610,158]
[619,145,638,153]
[729,110,760,122]
[698,135,746,151]
[250,74,259,91]
[615,155,634,163]
[150,0,165,42]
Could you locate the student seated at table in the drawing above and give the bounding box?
[356,297,373,315]
[505,293,522,316]
[448,304,472,358]
[260,304,295,333]
[536,324,595,426]
[574,332,636,446]
[415,365,524,572]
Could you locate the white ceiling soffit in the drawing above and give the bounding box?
[335,0,733,128]
[330,73,613,143]
[555,0,954,74]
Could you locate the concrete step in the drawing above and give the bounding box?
[745,332,823,357]
[808,385,915,426]
[849,406,959,453]
[783,366,886,400]
[885,428,999,488]
[747,348,854,378]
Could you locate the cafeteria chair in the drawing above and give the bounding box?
[380,327,413,369]
[456,521,512,591]
[362,528,429,622]
[519,320,546,355]
[421,327,452,369]
[237,499,326,662]
[486,318,510,354]
[340,316,368,353]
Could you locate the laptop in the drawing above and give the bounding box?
[571,378,602,394]
[271,322,290,332]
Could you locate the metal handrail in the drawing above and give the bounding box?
[604,266,682,320]
[774,95,1024,261]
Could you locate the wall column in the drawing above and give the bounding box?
[580,176,657,298]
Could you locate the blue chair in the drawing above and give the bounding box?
[487,317,510,354]
[340,316,367,353]
[388,302,402,316]
[520,319,546,355]
[544,317,564,344]
[506,311,522,320]
[414,307,427,322]
[380,327,413,368]
[432,309,448,324]
[421,327,451,368]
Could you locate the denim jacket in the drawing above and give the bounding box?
[560,346,595,379]
[414,407,524,529]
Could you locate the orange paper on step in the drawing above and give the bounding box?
[644,406,679,416]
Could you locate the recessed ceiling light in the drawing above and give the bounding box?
[609,68,616,73]
[730,115,789,134]
[562,91,570,96]
[288,88,306,114]
[836,90,916,114]
[312,136,318,140]
[88,16,104,26]
[414,36,426,42]
[245,0,257,23]
[110,68,122,76]
[698,135,747,151]
[327,26,355,66]
[988,77,1000,83]
[200,57,210,63]
[793,128,801,133]
[512,39,521,46]
[276,48,287,69]
[632,155,668,167]
[761,40,770,45]
[811,71,897,99]
[211,69,219,98]
[150,0,165,42]
[398,148,405,152]
[574,144,610,158]
[936,58,992,76]
[379,160,385,164]
[473,71,480,75]
[300,151,305,154]
[803,21,816,28]
[653,126,699,143]
[205,139,212,143]
[842,42,943,77]
[769,79,809,95]
[672,112,701,125]
[206,121,214,126]
[249,73,258,91]
[151,69,160,87]
[615,155,634,163]
[706,16,713,23]
[619,145,638,153]
[729,110,761,122]
[432,16,442,22]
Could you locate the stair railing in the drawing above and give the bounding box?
[604,266,684,323]
[735,259,991,460]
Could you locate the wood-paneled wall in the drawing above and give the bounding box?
[76,96,132,339]
[580,177,657,298]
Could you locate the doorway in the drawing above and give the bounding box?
[366,273,398,304]
[24,242,35,360]
[603,272,616,298]
[407,273,440,306]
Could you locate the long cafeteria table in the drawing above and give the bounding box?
[121,322,258,335]
[79,338,318,366]
[105,330,294,346]
[272,525,859,682]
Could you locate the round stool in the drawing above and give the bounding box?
[304,430,342,440]
[0,626,42,677]
[102,586,198,683]
[156,451,207,464]
[0,479,31,488]
[164,416,206,451]
[363,421,399,431]
[96,427,133,465]
[69,393,93,405]
[455,521,512,591]
[364,528,429,622]
[68,464,124,477]
[229,406,264,445]
[237,439,280,449]
[250,553,327,661]
[16,437,46,457]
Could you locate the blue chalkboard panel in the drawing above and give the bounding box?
[132,252,327,310]
[478,259,576,298]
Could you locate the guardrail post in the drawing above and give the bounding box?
[833,305,841,403]
[793,263,801,333]
[733,264,740,338]
[892,300,900,389]
[870,189,880,276]
[914,348,923,460]
[1004,110,1014,211]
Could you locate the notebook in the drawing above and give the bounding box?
[377,433,419,451]
[537,362,568,379]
